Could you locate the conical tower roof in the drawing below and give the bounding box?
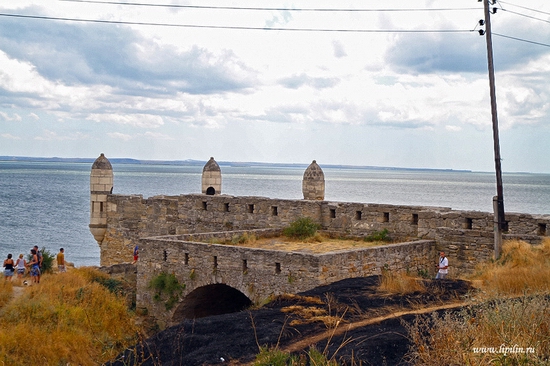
[203,157,220,172]
[303,160,324,181]
[91,153,112,170]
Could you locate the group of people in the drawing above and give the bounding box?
[3,247,66,284]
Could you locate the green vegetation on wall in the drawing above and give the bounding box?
[283,217,321,240]
[148,272,185,310]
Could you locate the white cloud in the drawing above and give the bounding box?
[34,130,87,141]
[446,125,462,132]
[1,133,20,140]
[0,1,549,173]
[0,111,22,122]
[107,132,134,141]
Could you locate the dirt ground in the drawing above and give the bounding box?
[107,276,472,366]
[209,235,393,254]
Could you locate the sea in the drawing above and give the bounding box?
[0,160,549,267]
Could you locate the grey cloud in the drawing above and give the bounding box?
[278,73,340,89]
[385,19,550,75]
[385,33,487,74]
[0,12,256,96]
[332,40,347,58]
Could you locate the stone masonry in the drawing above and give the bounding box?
[89,154,550,329]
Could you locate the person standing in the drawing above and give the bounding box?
[33,245,43,270]
[57,248,66,273]
[28,249,40,284]
[435,251,449,279]
[132,245,139,264]
[15,254,26,281]
[3,254,14,281]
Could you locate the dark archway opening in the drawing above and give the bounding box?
[172,284,252,321]
[205,186,216,195]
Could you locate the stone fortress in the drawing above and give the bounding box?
[89,153,550,329]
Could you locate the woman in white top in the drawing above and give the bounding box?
[15,253,26,280]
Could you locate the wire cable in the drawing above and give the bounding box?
[59,0,481,13]
[493,33,550,48]
[499,8,550,24]
[0,12,475,33]
[498,0,550,17]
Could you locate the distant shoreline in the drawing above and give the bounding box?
[0,155,475,173]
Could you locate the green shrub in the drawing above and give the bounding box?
[27,246,55,273]
[283,217,321,240]
[148,272,185,310]
[252,346,300,366]
[364,228,391,242]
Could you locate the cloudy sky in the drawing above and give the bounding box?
[0,0,549,173]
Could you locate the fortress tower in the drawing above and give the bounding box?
[302,160,325,200]
[202,157,221,195]
[89,153,113,245]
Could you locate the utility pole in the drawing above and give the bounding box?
[481,0,506,259]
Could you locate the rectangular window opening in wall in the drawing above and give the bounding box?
[202,201,207,210]
[163,250,167,261]
[464,218,473,230]
[242,259,248,273]
[224,203,230,212]
[538,223,547,236]
[99,202,104,212]
[271,206,278,216]
[213,256,218,270]
[248,204,254,213]
[275,262,281,274]
[330,209,336,219]
[412,213,419,225]
[383,212,390,223]
[355,211,362,220]
[184,253,189,265]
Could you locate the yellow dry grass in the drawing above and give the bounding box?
[0,267,139,365]
[218,233,390,253]
[472,238,550,295]
[378,270,426,294]
[0,280,13,309]
[406,239,550,365]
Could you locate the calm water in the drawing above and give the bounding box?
[0,161,548,266]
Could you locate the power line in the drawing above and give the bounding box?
[498,0,550,17]
[60,0,481,13]
[499,8,550,24]
[0,12,475,33]
[493,32,550,48]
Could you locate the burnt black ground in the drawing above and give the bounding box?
[106,276,472,366]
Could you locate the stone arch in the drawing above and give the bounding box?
[172,284,252,322]
[205,186,216,195]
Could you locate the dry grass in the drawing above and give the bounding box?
[0,280,13,309]
[0,267,139,365]
[471,238,550,296]
[405,239,550,365]
[276,293,325,305]
[378,269,426,294]
[404,295,550,365]
[219,233,389,254]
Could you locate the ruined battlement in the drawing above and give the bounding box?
[100,192,549,271]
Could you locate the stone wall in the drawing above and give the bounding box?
[99,193,550,274]
[136,230,436,327]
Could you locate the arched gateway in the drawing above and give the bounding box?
[171,284,252,321]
